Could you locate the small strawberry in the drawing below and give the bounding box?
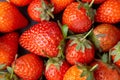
[8,0,33,6]
[28,0,54,22]
[0,2,28,33]
[90,24,119,52]
[19,21,63,57]
[65,30,95,65]
[13,53,44,80]
[82,0,105,4]
[62,1,95,33]
[95,0,120,23]
[63,64,97,80]
[50,0,75,14]
[110,41,120,68]
[45,58,71,80]
[91,59,120,80]
[0,32,19,67]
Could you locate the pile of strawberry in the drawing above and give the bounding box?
[0,0,120,80]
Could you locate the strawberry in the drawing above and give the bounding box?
[13,53,44,80]
[91,60,120,80]
[0,2,28,33]
[8,0,33,6]
[65,30,95,65]
[28,0,54,22]
[19,21,63,57]
[0,32,19,67]
[63,64,97,80]
[82,0,105,4]
[95,0,120,23]
[110,41,120,68]
[50,0,75,14]
[90,24,119,52]
[62,1,95,33]
[45,59,71,80]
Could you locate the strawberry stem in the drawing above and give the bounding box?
[89,0,94,7]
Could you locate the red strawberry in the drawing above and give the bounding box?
[91,60,120,80]
[13,53,44,80]
[65,30,95,65]
[8,0,33,6]
[19,21,63,57]
[50,0,75,14]
[0,32,19,67]
[82,0,105,4]
[62,2,95,33]
[28,0,54,22]
[45,59,71,80]
[90,24,119,52]
[95,0,120,23]
[0,2,28,33]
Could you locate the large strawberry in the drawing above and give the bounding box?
[90,24,119,52]
[95,0,120,23]
[8,0,33,6]
[82,0,105,4]
[91,59,120,80]
[0,32,19,67]
[28,0,54,22]
[65,30,95,65]
[62,1,95,33]
[19,21,63,57]
[45,58,71,80]
[50,0,75,14]
[13,53,44,80]
[0,2,28,32]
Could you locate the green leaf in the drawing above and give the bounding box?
[62,25,68,38]
[80,70,88,77]
[0,64,6,70]
[101,53,108,63]
[7,67,13,74]
[86,72,94,80]
[114,54,120,63]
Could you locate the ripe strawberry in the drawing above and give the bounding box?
[0,32,19,67]
[62,2,95,33]
[63,64,97,80]
[90,24,119,52]
[8,0,33,6]
[65,30,95,65]
[45,59,71,80]
[19,21,63,57]
[95,0,120,23]
[50,0,75,14]
[28,0,54,22]
[13,53,44,80]
[82,0,105,4]
[0,2,28,33]
[110,41,120,68]
[91,60,120,80]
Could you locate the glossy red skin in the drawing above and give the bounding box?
[91,60,120,80]
[82,0,105,4]
[0,32,19,66]
[93,24,119,52]
[13,53,44,80]
[0,2,28,32]
[28,0,48,22]
[65,40,95,65]
[9,0,33,6]
[45,60,71,80]
[50,0,75,14]
[95,0,120,23]
[62,2,92,33]
[19,21,63,57]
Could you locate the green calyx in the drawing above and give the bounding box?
[109,41,120,63]
[45,57,63,71]
[77,0,96,23]
[77,64,98,80]
[35,0,54,21]
[67,29,93,53]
